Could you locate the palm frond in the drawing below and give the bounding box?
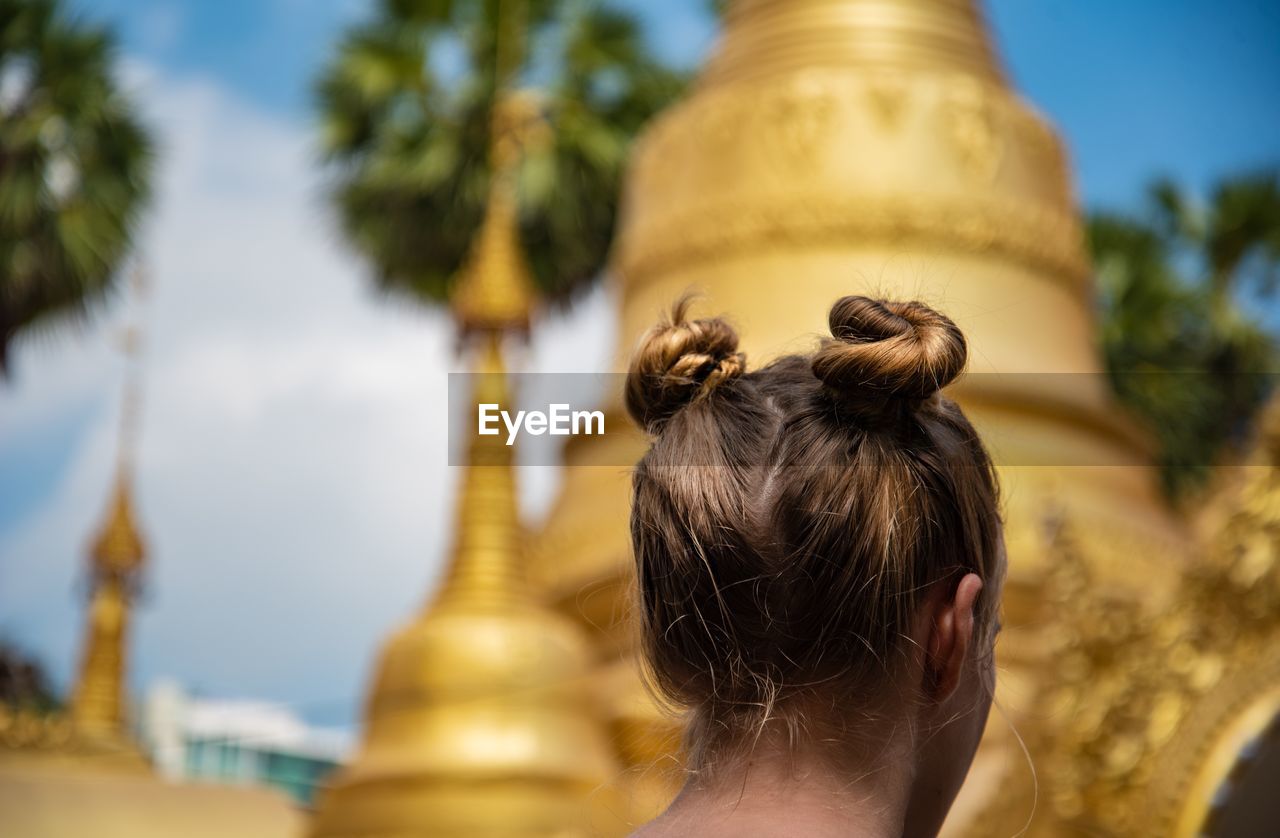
[1088,171,1280,501]
[313,0,686,308]
[0,0,153,375]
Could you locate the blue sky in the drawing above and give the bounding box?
[81,0,1280,210]
[1,1,1277,729]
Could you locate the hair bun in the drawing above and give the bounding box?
[626,296,746,433]
[812,296,966,412]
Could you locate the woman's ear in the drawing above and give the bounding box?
[924,573,984,702]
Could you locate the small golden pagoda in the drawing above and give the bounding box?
[69,468,145,745]
[534,0,1279,833]
[0,309,299,837]
[308,96,619,838]
[1,378,154,774]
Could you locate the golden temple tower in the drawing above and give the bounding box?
[531,0,1252,832]
[0,272,300,836]
[68,330,147,746]
[309,96,618,838]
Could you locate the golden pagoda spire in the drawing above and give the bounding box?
[431,333,523,606]
[310,94,617,837]
[450,93,540,336]
[436,93,541,604]
[70,277,148,742]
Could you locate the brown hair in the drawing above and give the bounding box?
[626,295,1003,773]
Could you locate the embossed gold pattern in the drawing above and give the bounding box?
[617,67,1081,290]
[967,400,1280,835]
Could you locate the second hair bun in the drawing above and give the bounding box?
[811,296,967,406]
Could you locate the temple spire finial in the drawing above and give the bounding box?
[450,93,543,337]
[70,264,149,740]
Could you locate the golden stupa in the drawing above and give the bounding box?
[0,312,299,837]
[529,0,1280,834]
[308,96,619,838]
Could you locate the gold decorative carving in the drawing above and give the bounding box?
[763,72,836,171]
[616,193,1088,292]
[629,73,1073,206]
[863,70,910,130]
[619,71,1084,290]
[690,92,745,184]
[942,77,1004,182]
[967,401,1280,836]
[0,709,74,751]
[1006,102,1074,210]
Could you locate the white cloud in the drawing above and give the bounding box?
[0,61,616,726]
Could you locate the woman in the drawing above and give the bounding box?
[625,295,1006,837]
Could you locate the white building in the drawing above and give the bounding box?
[142,680,352,806]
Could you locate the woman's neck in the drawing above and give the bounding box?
[634,742,916,838]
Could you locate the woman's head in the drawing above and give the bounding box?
[626,295,1005,822]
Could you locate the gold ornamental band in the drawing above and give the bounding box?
[614,193,1090,293]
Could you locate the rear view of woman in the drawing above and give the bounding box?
[626,295,1006,837]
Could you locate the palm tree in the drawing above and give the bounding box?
[0,0,154,377]
[1090,170,1280,500]
[314,0,684,308]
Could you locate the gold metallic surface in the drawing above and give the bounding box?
[531,0,1280,832]
[309,95,618,837]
